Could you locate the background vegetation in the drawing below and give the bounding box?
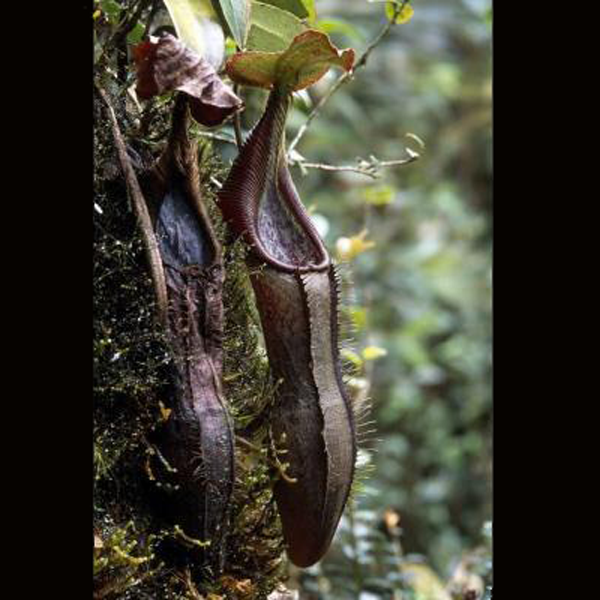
[94,0,492,598]
[289,2,491,597]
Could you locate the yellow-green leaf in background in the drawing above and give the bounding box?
[317,18,364,43]
[363,184,396,206]
[99,0,121,24]
[300,0,316,23]
[385,1,415,25]
[246,1,307,52]
[335,230,375,261]
[362,346,388,361]
[163,1,212,49]
[400,563,452,600]
[210,0,251,49]
[225,36,238,55]
[163,0,225,67]
[126,21,145,44]
[341,348,363,369]
[258,0,315,22]
[348,306,367,331]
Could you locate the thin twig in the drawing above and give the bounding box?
[96,84,169,326]
[210,176,223,189]
[172,525,211,549]
[287,0,407,156]
[175,567,203,600]
[292,151,419,179]
[195,130,238,145]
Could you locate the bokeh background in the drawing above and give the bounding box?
[94,0,492,596]
[248,0,492,596]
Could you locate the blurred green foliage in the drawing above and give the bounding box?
[279,0,492,593]
[93,0,491,596]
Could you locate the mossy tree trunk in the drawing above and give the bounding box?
[93,6,291,598]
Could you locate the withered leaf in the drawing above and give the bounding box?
[133,34,243,127]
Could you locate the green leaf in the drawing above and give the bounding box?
[246,1,307,52]
[362,346,388,361]
[348,306,367,332]
[385,1,414,24]
[227,29,354,91]
[484,7,492,27]
[363,184,396,206]
[258,0,309,20]
[99,0,121,24]
[255,0,316,23]
[211,0,251,49]
[341,348,363,369]
[300,0,316,23]
[225,36,238,55]
[316,18,364,43]
[163,0,225,67]
[126,21,145,45]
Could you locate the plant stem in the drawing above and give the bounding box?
[287,1,407,156]
[292,153,419,179]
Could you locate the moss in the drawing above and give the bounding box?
[93,521,160,599]
[94,86,289,598]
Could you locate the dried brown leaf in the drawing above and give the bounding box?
[133,34,243,127]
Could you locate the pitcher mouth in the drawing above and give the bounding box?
[218,88,330,274]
